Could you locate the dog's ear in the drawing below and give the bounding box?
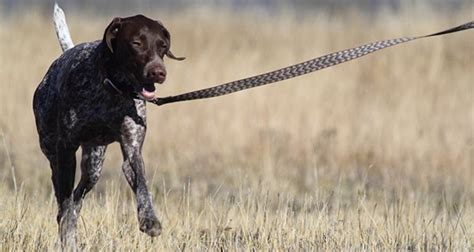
[103,17,122,53]
[166,50,185,61]
[161,25,185,61]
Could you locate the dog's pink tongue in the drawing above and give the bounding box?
[141,88,155,100]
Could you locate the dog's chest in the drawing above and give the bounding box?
[63,98,147,145]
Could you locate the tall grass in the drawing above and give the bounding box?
[0,7,472,250]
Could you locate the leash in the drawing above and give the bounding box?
[149,21,473,106]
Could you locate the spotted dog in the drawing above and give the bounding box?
[33,14,184,246]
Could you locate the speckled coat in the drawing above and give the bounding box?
[32,15,175,246]
[34,41,147,152]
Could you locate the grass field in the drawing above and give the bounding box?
[0,6,473,250]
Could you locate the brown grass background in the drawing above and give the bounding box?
[0,6,473,250]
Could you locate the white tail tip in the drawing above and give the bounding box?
[53,2,74,52]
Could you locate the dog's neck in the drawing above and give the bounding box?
[96,42,139,99]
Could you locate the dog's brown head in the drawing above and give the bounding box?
[103,15,184,100]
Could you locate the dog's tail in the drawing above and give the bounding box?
[53,2,74,52]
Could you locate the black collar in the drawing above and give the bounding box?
[102,77,141,100]
[98,50,139,99]
[103,78,124,95]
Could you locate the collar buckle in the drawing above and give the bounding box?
[103,78,143,100]
[103,78,123,95]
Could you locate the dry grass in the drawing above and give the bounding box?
[0,7,473,250]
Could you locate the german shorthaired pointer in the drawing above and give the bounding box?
[33,15,183,246]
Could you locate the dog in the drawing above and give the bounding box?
[33,14,184,246]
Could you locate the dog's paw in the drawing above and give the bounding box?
[139,216,162,237]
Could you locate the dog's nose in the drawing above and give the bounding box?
[146,68,166,82]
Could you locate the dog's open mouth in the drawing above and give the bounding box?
[140,84,156,101]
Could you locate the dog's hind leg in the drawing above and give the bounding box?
[52,143,79,250]
[73,145,107,212]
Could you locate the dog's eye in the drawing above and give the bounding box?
[159,41,167,48]
[131,41,142,47]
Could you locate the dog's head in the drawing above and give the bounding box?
[103,15,184,101]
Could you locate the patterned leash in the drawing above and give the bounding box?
[151,21,473,106]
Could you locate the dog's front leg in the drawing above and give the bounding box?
[119,116,161,237]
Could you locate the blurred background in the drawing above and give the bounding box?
[0,0,473,250]
[1,0,472,15]
[0,0,472,16]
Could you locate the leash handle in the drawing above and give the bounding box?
[151,21,473,106]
